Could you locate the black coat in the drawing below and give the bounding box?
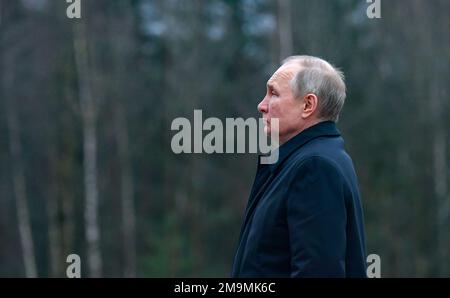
[231,121,367,277]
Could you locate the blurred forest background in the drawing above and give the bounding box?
[0,0,449,277]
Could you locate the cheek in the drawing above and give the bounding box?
[268,100,282,117]
[271,102,290,123]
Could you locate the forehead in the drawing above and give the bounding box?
[267,63,301,87]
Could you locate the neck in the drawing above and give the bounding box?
[279,118,325,145]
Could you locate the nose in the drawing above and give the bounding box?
[258,96,269,114]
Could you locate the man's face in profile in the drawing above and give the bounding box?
[257,63,305,144]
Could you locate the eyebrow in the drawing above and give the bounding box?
[267,82,276,90]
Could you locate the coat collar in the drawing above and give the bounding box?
[262,120,341,173]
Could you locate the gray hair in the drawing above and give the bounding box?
[282,55,346,122]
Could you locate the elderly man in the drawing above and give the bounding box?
[231,55,367,277]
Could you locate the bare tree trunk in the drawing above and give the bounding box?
[1,11,37,275]
[105,0,137,277]
[114,105,137,277]
[277,0,293,62]
[73,21,102,278]
[416,0,450,276]
[61,178,74,266]
[47,145,62,277]
[47,199,61,277]
[59,84,77,275]
[4,87,37,278]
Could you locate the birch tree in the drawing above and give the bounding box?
[73,20,102,278]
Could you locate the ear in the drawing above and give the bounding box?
[301,93,318,119]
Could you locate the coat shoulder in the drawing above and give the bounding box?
[284,136,351,184]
